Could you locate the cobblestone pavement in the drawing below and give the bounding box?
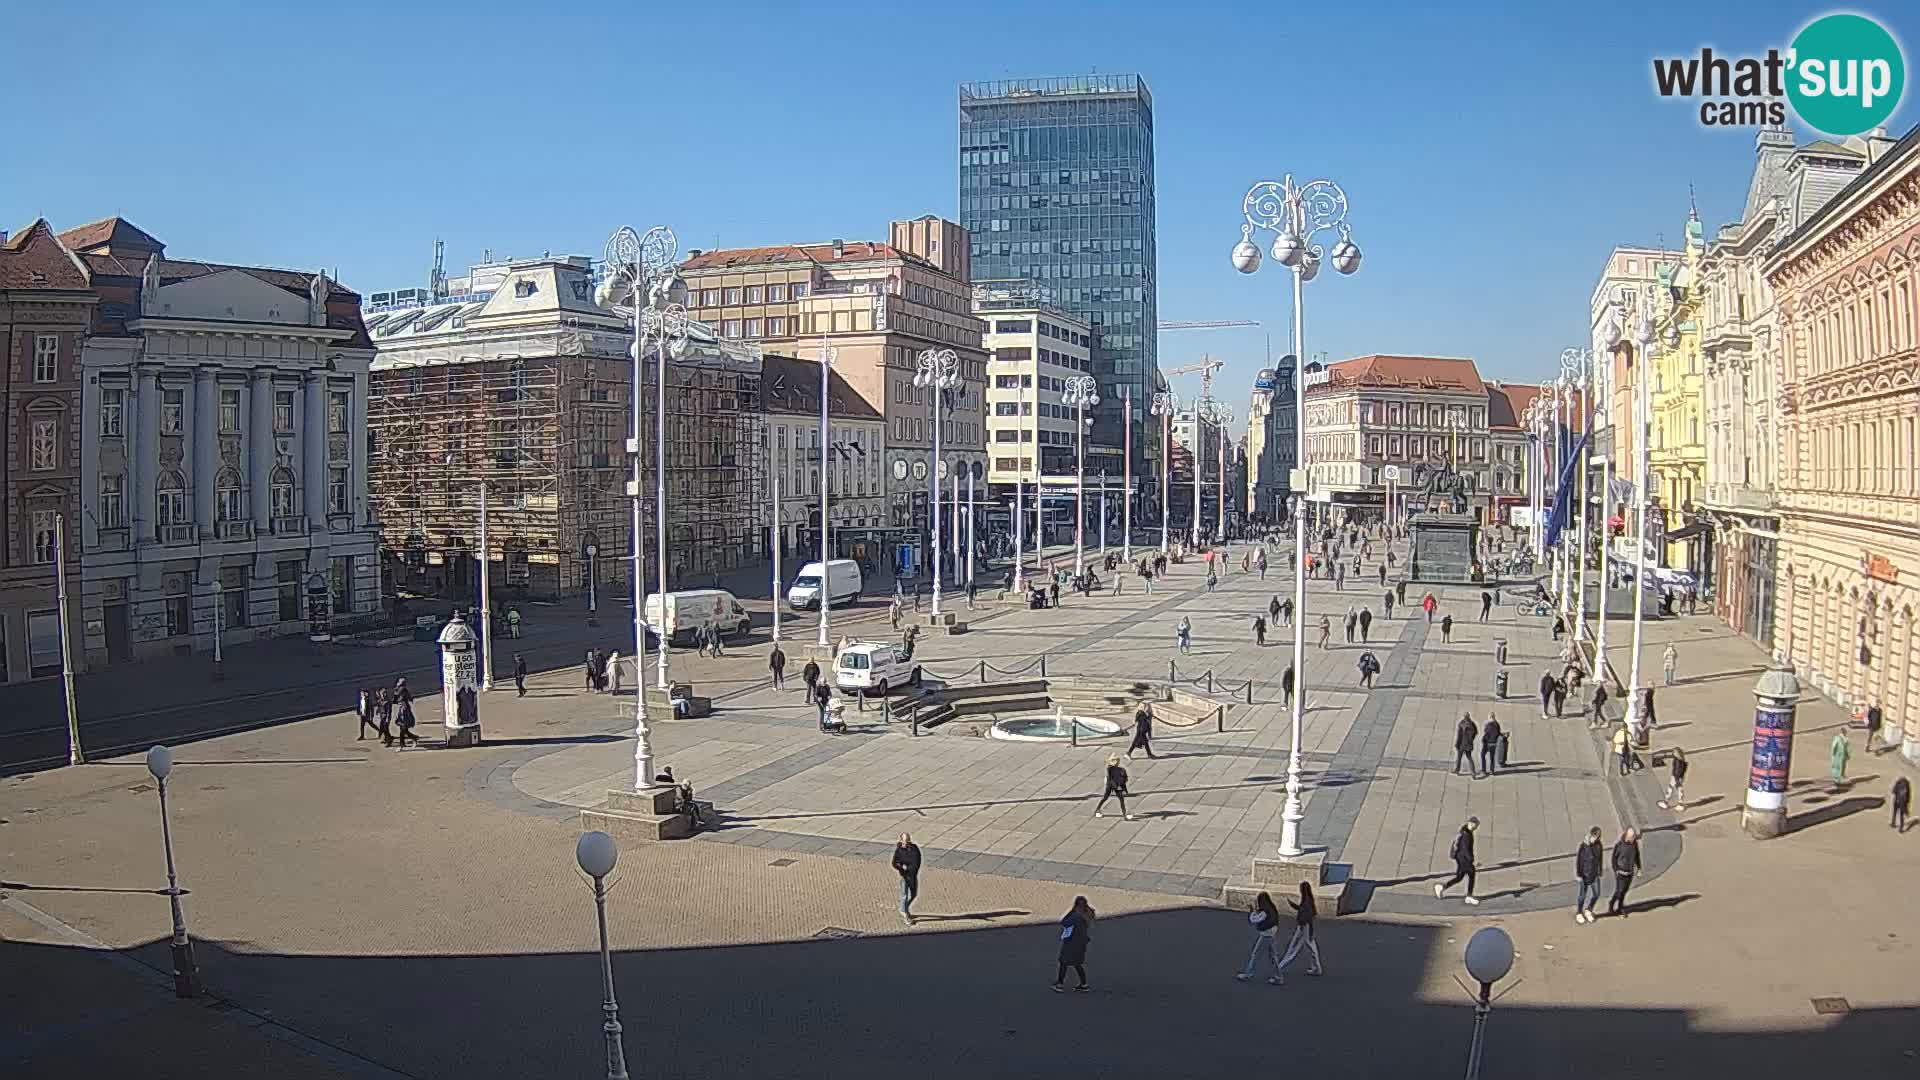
[3,535,1917,1078]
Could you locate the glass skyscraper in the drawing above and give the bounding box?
[958,75,1158,470]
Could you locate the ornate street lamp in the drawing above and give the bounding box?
[1151,391,1179,554]
[1232,174,1361,859]
[1063,374,1100,576]
[914,349,962,617]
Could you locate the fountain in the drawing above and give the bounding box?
[988,704,1124,742]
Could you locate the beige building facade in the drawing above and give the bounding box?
[1766,125,1920,763]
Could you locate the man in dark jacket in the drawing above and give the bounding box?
[1480,591,1494,622]
[1128,704,1156,760]
[1589,683,1610,730]
[1383,589,1395,619]
[513,654,528,697]
[1551,677,1568,718]
[1359,607,1373,642]
[1440,614,1454,642]
[1454,713,1480,776]
[769,644,787,689]
[1607,827,1642,917]
[802,658,821,697]
[1480,716,1504,777]
[1538,671,1556,719]
[1357,651,1380,689]
[1574,826,1604,923]
[892,833,922,925]
[1434,816,1480,905]
[1253,615,1268,647]
[1892,776,1911,832]
[1281,664,1296,708]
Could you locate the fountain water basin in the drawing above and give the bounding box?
[988,706,1124,742]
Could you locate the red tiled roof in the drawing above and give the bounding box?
[57,216,165,256]
[680,240,931,272]
[1484,380,1585,432]
[0,219,91,291]
[1320,354,1485,393]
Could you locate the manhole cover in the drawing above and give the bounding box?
[769,858,797,868]
[1811,997,1850,1015]
[812,926,864,940]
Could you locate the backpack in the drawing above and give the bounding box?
[1449,832,1465,860]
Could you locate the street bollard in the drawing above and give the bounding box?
[1206,671,1215,694]
[1245,680,1254,705]
[1071,719,1079,747]
[911,709,919,737]
[1495,638,1508,666]
[1041,655,1048,678]
[858,688,866,712]
[1169,659,1177,683]
[979,660,987,683]
[1216,705,1225,732]
[1494,670,1508,699]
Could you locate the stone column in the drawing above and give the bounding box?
[136,368,159,542]
[349,370,369,527]
[193,367,217,533]
[250,369,273,528]
[303,371,327,534]
[1742,662,1801,839]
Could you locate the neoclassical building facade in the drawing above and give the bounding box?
[1765,127,1920,763]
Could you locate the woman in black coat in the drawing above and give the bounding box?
[1052,895,1096,992]
[1094,755,1132,820]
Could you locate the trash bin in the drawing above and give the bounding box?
[1494,670,1509,699]
[1494,638,1508,665]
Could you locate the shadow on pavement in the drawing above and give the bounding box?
[6,909,1915,1080]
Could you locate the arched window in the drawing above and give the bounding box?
[270,466,296,520]
[157,471,186,527]
[215,467,244,522]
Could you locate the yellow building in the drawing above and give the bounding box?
[1648,206,1710,572]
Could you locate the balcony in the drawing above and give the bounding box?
[272,516,308,536]
[1701,483,1774,515]
[216,519,255,542]
[159,524,195,545]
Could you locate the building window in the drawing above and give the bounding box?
[700,289,719,306]
[33,335,58,382]
[100,474,125,529]
[768,284,787,302]
[723,320,742,338]
[328,390,349,434]
[274,389,295,432]
[724,287,742,305]
[745,286,763,303]
[215,468,244,523]
[331,556,354,616]
[162,387,183,434]
[220,565,249,629]
[31,511,58,564]
[100,388,124,436]
[218,387,242,433]
[270,467,296,520]
[30,418,57,470]
[791,283,808,299]
[163,572,191,637]
[745,318,762,337]
[157,471,187,528]
[768,317,786,335]
[277,561,302,622]
[328,468,349,516]
[27,610,62,678]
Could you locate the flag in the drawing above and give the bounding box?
[1543,427,1590,550]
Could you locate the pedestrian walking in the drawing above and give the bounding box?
[1382,590,1394,619]
[1574,827,1604,924]
[1282,664,1295,709]
[1480,715,1503,777]
[514,654,528,697]
[1128,703,1156,760]
[1588,684,1610,730]
[1440,614,1454,642]
[1866,703,1885,752]
[1269,596,1282,625]
[356,688,378,740]
[802,657,821,697]
[1829,729,1851,784]
[892,833,922,925]
[1607,828,1642,917]
[1612,723,1632,777]
[1892,776,1911,832]
[769,644,787,689]
[1659,746,1689,810]
[1480,591,1493,622]
[1235,891,1284,984]
[1335,563,1346,590]
[1280,597,1294,627]
[1538,671,1555,718]
[1662,643,1677,687]
[967,578,979,609]
[710,627,726,657]
[1094,754,1132,820]
[1551,676,1568,719]
[1277,881,1325,978]
[1052,896,1095,992]
[1422,592,1437,624]
[1358,607,1373,642]
[1343,607,1357,644]
[813,680,835,732]
[1397,580,1408,606]
[1317,615,1331,650]
[1434,817,1481,905]
[1253,615,1268,647]
[1552,614,1566,641]
[609,649,623,694]
[1176,616,1192,655]
[1454,713,1480,776]
[1377,563,1387,587]
[373,688,393,745]
[394,696,418,747]
[1207,570,1219,593]
[1050,581,1061,608]
[1357,650,1380,689]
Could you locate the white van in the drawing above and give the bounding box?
[786,559,863,611]
[643,589,752,646]
[834,641,922,695]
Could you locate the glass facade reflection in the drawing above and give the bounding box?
[958,75,1157,468]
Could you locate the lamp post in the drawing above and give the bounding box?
[966,465,977,588]
[1014,379,1027,594]
[479,483,494,690]
[1098,470,1108,556]
[1064,374,1100,577]
[915,349,962,616]
[574,831,630,1080]
[586,543,599,628]
[1233,173,1362,858]
[1151,392,1178,554]
[816,342,836,649]
[1595,315,1622,683]
[144,745,201,998]
[598,223,680,790]
[1122,385,1133,562]
[1203,400,1235,543]
[1461,926,1515,1080]
[210,578,225,681]
[1626,307,1657,738]
[1561,347,1593,646]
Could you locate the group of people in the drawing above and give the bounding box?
[583,647,622,694]
[354,678,418,747]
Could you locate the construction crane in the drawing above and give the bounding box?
[1164,356,1226,404]
[1158,320,1259,331]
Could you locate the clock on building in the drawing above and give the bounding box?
[911,461,928,481]
[892,458,909,481]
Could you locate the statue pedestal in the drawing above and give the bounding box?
[1408,512,1481,584]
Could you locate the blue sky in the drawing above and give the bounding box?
[5,0,1914,406]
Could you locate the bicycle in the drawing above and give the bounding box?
[1518,600,1554,617]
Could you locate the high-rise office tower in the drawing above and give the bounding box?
[958,75,1158,474]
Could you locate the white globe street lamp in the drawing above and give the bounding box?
[914,349,963,617]
[1462,926,1516,1080]
[574,831,630,1080]
[1063,375,1100,577]
[1150,392,1179,555]
[145,745,201,998]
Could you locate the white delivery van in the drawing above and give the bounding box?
[786,559,862,611]
[834,641,922,695]
[643,589,752,646]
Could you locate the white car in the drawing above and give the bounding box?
[833,642,922,696]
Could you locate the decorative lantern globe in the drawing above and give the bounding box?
[1231,236,1263,274]
[1331,239,1363,275]
[1299,252,1321,283]
[1269,230,1306,267]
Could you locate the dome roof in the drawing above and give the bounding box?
[438,614,477,644]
